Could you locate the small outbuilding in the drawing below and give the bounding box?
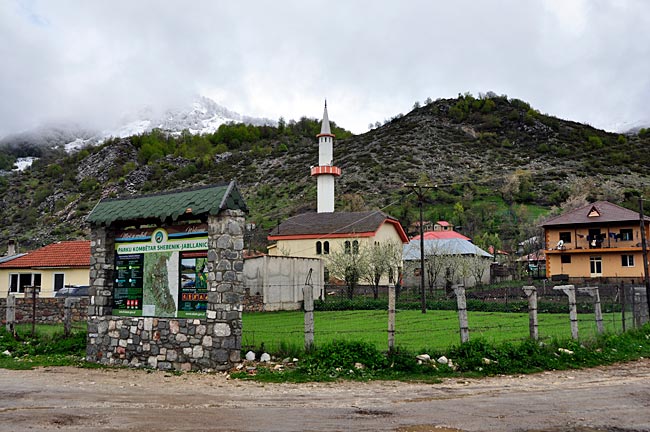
[85,181,248,371]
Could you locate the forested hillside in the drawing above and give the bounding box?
[1,93,650,253]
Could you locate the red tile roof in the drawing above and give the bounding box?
[411,231,470,241]
[0,240,90,269]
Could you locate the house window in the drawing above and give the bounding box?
[54,273,65,291]
[323,241,329,255]
[590,256,602,277]
[10,273,42,293]
[352,240,359,255]
[559,232,571,243]
[560,255,571,264]
[620,229,633,241]
[344,241,351,254]
[316,241,322,255]
[622,255,635,267]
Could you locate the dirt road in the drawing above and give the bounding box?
[1,360,650,432]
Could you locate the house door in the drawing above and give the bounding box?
[590,256,602,277]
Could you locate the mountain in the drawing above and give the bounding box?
[0,96,275,164]
[2,93,650,253]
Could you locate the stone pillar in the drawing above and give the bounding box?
[454,285,470,343]
[522,286,538,340]
[578,286,604,334]
[303,284,314,351]
[206,210,245,369]
[88,227,115,317]
[554,284,579,340]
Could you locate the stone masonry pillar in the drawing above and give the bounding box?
[88,227,115,317]
[206,210,245,368]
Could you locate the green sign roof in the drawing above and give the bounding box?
[86,181,247,226]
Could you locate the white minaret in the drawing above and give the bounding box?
[310,101,341,213]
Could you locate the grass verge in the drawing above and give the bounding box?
[233,324,650,382]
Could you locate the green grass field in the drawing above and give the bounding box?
[242,310,627,354]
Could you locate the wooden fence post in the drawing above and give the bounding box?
[388,283,395,352]
[453,285,469,343]
[554,284,579,340]
[522,286,538,340]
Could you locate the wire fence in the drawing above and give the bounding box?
[242,282,650,354]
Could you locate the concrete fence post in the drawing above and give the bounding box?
[522,286,538,340]
[303,284,314,351]
[633,287,649,327]
[453,285,469,343]
[6,294,16,335]
[578,286,604,334]
[388,283,396,352]
[64,297,80,337]
[554,284,579,340]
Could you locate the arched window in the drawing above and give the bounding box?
[344,240,351,254]
[352,240,359,255]
[323,241,330,254]
[316,241,322,255]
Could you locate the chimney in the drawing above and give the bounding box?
[6,239,16,256]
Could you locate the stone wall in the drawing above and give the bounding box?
[0,297,89,324]
[86,210,245,372]
[87,316,233,371]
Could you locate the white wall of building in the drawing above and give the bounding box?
[243,255,324,311]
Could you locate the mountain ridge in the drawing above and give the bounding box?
[1,93,650,254]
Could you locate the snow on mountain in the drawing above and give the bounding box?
[100,96,275,140]
[2,96,276,156]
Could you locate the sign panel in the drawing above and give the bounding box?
[113,226,208,318]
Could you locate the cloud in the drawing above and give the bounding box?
[1,0,649,137]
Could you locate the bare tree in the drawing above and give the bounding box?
[467,254,489,286]
[361,241,403,299]
[326,240,368,299]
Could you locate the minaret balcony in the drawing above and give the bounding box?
[311,165,342,177]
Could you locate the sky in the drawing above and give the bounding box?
[1,0,649,137]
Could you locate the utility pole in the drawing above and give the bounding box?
[406,184,436,314]
[639,197,650,316]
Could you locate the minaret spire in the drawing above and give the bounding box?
[310,101,341,213]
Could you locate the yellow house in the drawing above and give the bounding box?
[0,240,90,297]
[542,201,650,282]
[267,210,409,283]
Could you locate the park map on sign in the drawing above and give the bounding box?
[142,252,177,317]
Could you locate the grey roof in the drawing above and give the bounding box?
[268,210,407,241]
[0,253,26,264]
[403,238,493,260]
[542,201,649,227]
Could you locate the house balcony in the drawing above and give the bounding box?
[545,242,643,255]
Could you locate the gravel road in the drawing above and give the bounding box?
[1,360,649,431]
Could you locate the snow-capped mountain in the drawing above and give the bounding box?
[107,96,275,140]
[2,96,276,154]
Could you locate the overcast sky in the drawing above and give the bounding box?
[1,0,649,137]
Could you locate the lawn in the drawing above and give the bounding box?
[242,309,627,354]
